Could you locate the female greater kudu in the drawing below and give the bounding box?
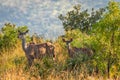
[62,38,93,58]
[18,30,55,66]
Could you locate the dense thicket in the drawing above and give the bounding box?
[58,4,105,32]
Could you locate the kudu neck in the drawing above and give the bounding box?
[67,43,71,52]
[21,37,26,52]
[67,43,71,49]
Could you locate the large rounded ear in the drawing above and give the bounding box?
[70,38,73,42]
[23,30,29,34]
[25,30,29,33]
[62,38,66,42]
[26,30,29,33]
[18,30,22,35]
[18,30,21,33]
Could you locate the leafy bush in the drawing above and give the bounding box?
[0,23,18,51]
[28,57,56,79]
[64,52,93,73]
[13,56,26,66]
[0,23,30,54]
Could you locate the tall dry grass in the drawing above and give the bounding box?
[0,42,119,80]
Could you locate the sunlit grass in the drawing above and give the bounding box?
[0,42,120,80]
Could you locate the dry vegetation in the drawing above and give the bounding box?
[0,41,119,80]
[0,1,120,80]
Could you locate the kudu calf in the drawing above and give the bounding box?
[62,38,93,58]
[18,30,55,66]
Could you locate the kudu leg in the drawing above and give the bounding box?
[28,55,34,66]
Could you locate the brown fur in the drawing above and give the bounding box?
[62,38,93,58]
[18,30,55,66]
[27,42,55,66]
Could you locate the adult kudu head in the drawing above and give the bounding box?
[18,30,29,39]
